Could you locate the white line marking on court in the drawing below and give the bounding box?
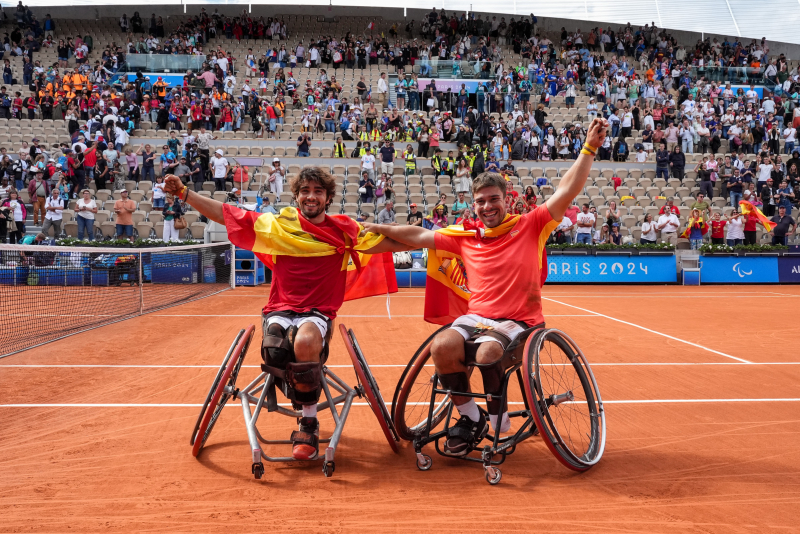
[140,314,600,318]
[3,362,799,369]
[542,297,753,364]
[2,399,800,408]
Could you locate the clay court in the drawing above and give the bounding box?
[2,285,799,532]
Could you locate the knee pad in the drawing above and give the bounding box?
[262,324,294,369]
[285,361,322,406]
[437,371,470,395]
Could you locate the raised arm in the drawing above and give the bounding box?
[546,117,609,222]
[363,222,436,249]
[164,175,224,224]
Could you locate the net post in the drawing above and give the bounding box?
[230,244,235,289]
[139,250,144,315]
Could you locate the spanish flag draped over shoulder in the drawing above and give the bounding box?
[680,216,710,239]
[222,204,397,300]
[424,214,551,325]
[739,200,778,232]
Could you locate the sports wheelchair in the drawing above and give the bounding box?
[190,322,399,479]
[391,324,606,485]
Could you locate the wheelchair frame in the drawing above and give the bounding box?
[190,323,398,480]
[394,325,606,485]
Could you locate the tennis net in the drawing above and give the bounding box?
[0,242,233,357]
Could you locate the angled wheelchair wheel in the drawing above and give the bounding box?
[339,324,399,453]
[191,324,256,457]
[391,324,453,441]
[522,328,606,471]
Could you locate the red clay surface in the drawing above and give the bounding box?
[1,285,800,532]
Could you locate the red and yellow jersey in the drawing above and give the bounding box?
[222,205,396,318]
[425,210,558,326]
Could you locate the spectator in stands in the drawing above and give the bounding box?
[152,175,167,208]
[574,203,595,244]
[452,192,469,223]
[686,209,706,250]
[407,203,423,226]
[770,205,795,245]
[2,189,25,244]
[268,158,285,203]
[608,223,622,245]
[359,171,375,204]
[114,189,136,242]
[377,200,396,225]
[209,149,229,192]
[163,193,183,242]
[775,179,795,216]
[612,136,628,161]
[27,170,49,226]
[379,140,395,176]
[640,214,657,244]
[659,198,681,216]
[691,193,712,219]
[41,188,63,238]
[656,207,680,245]
[726,210,745,246]
[669,145,686,181]
[655,144,670,180]
[75,188,97,241]
[605,200,620,228]
[709,212,727,245]
[761,177,777,216]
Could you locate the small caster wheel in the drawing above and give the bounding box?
[485,467,502,485]
[252,462,264,480]
[322,461,335,478]
[415,453,432,471]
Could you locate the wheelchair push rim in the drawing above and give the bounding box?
[338,324,399,453]
[391,324,453,442]
[522,328,606,471]
[191,324,255,457]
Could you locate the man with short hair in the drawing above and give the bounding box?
[114,189,136,242]
[377,200,396,224]
[209,148,229,192]
[41,188,63,238]
[452,192,469,223]
[163,168,406,461]
[770,205,795,245]
[691,193,712,218]
[378,140,395,176]
[364,118,610,456]
[575,203,595,244]
[377,72,388,109]
[656,207,680,245]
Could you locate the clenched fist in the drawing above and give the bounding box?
[585,118,610,149]
[163,175,184,196]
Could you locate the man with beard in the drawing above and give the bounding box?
[163,167,407,461]
[364,118,609,458]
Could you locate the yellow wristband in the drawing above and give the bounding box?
[580,149,596,157]
[584,142,598,152]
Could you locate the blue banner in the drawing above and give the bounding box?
[699,256,779,283]
[546,255,676,283]
[778,256,800,283]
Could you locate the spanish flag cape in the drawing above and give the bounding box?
[222,204,397,301]
[739,200,778,232]
[424,214,553,325]
[680,216,710,238]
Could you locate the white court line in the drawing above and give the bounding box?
[141,314,599,318]
[2,399,800,408]
[3,362,800,369]
[542,297,753,364]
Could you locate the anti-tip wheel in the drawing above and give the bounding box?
[322,461,335,478]
[252,462,264,480]
[485,467,502,485]
[416,454,432,471]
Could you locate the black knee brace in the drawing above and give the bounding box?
[478,363,507,415]
[285,361,323,406]
[262,323,294,369]
[437,372,470,395]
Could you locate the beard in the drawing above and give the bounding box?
[299,199,327,220]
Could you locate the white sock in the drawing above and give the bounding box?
[489,412,511,433]
[455,399,481,423]
[302,405,317,418]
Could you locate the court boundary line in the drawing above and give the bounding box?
[542,297,753,364]
[3,362,799,369]
[2,398,800,408]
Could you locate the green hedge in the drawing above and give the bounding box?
[55,238,200,248]
[698,243,789,253]
[547,242,676,251]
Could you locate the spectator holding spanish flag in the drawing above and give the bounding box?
[681,208,708,250]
